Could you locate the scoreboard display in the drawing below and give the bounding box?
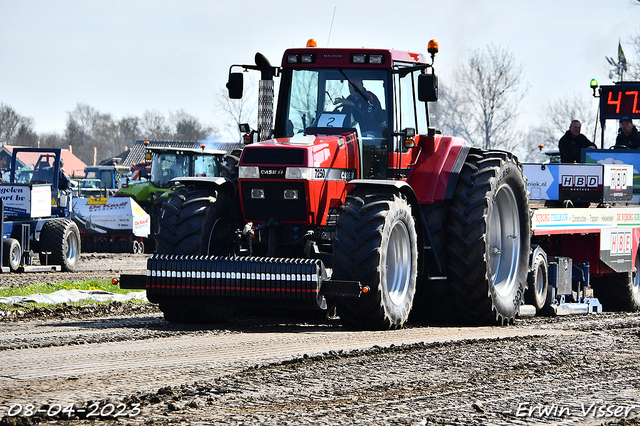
[599,83,640,120]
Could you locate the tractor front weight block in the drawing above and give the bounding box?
[142,254,362,310]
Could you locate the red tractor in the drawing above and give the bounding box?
[142,40,530,329]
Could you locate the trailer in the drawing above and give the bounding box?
[119,41,640,329]
[1,148,81,272]
[71,196,150,253]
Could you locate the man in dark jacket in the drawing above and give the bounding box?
[615,117,640,149]
[558,120,597,163]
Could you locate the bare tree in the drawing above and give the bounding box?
[0,103,36,146]
[439,45,528,151]
[141,109,173,140]
[65,103,118,165]
[170,109,216,141]
[215,79,256,141]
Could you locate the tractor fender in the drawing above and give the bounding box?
[407,137,470,204]
[170,176,236,195]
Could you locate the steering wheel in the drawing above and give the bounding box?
[332,101,364,122]
[611,144,630,149]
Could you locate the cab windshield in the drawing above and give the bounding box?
[279,68,389,179]
[281,68,387,138]
[150,153,189,187]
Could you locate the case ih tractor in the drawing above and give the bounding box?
[126,39,531,330]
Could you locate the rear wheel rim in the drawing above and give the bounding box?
[488,184,520,298]
[386,220,411,306]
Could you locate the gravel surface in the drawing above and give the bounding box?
[1,311,640,425]
[1,254,640,425]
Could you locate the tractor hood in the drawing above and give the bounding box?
[239,132,359,172]
[238,131,361,226]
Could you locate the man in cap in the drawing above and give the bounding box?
[615,117,640,149]
[558,120,596,163]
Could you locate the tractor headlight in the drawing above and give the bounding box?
[285,167,312,179]
[239,166,259,179]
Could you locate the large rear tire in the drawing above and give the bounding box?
[155,186,235,256]
[38,219,81,272]
[447,150,530,325]
[332,190,418,330]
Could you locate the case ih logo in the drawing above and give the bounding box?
[561,175,599,188]
[259,167,285,177]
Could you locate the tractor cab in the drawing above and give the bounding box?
[228,40,439,183]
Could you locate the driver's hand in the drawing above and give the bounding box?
[333,97,344,105]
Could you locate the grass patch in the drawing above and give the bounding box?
[0,279,133,298]
[0,279,149,315]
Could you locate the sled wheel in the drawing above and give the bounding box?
[592,249,640,311]
[447,149,530,325]
[525,245,550,311]
[155,186,235,256]
[332,189,418,330]
[38,219,81,272]
[3,238,22,272]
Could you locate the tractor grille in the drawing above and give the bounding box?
[145,255,325,306]
[241,181,307,222]
[242,148,305,165]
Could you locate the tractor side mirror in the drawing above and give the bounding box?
[418,73,438,102]
[227,73,244,99]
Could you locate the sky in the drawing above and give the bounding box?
[1,0,639,140]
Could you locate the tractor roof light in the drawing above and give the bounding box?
[306,39,317,48]
[427,39,439,55]
[287,54,298,63]
[427,39,439,63]
[369,54,383,64]
[301,54,314,63]
[352,54,366,64]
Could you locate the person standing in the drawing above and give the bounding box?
[558,120,596,163]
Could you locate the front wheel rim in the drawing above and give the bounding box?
[386,220,411,306]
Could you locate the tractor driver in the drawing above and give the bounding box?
[615,117,640,149]
[334,77,383,136]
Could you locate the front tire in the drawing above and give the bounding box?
[447,150,530,325]
[332,190,418,330]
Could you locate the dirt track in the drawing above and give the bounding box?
[1,254,640,425]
